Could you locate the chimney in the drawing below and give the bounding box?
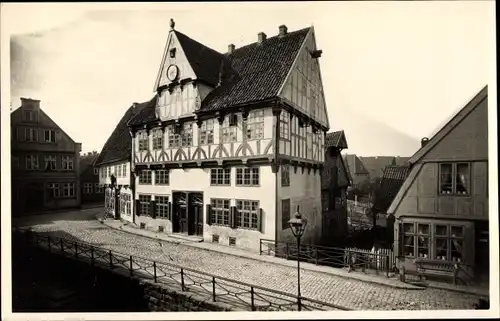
[421,137,429,148]
[20,97,40,110]
[258,32,267,44]
[228,44,235,54]
[278,25,288,37]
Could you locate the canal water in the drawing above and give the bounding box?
[12,237,149,312]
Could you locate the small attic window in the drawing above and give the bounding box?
[169,48,176,58]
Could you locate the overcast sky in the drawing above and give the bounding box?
[4,1,495,156]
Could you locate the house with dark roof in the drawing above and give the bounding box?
[80,151,104,204]
[11,98,82,215]
[321,130,350,246]
[95,101,150,222]
[388,85,489,285]
[126,21,330,251]
[343,154,370,188]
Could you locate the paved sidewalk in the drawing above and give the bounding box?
[16,209,488,310]
[99,216,420,290]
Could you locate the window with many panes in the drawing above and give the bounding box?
[115,164,121,177]
[44,129,56,143]
[25,128,38,142]
[26,155,39,170]
[120,193,132,216]
[48,183,60,198]
[169,122,193,147]
[138,131,149,151]
[155,170,169,185]
[84,183,93,194]
[416,223,430,258]
[281,164,290,186]
[210,168,231,186]
[434,224,464,262]
[122,164,127,177]
[139,170,152,184]
[62,156,74,170]
[62,183,75,198]
[246,110,264,140]
[139,195,151,216]
[156,196,169,218]
[152,129,164,150]
[439,163,470,195]
[95,183,103,193]
[44,155,56,170]
[402,223,416,257]
[281,199,291,230]
[236,200,259,230]
[236,167,259,186]
[221,116,237,143]
[280,111,290,140]
[200,119,214,145]
[210,198,230,226]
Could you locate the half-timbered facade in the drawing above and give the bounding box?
[389,85,489,284]
[128,21,330,251]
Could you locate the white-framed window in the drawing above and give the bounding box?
[236,199,260,230]
[62,182,76,198]
[222,116,238,143]
[84,183,93,194]
[280,111,290,140]
[122,164,127,177]
[44,155,56,170]
[120,192,132,216]
[168,122,193,148]
[210,168,231,186]
[44,129,56,143]
[62,156,74,170]
[116,164,121,178]
[25,128,38,142]
[138,194,151,216]
[236,167,259,186]
[138,131,149,151]
[156,196,169,218]
[106,167,111,178]
[152,129,164,150]
[155,170,169,185]
[200,119,215,145]
[48,183,60,198]
[26,155,39,170]
[94,168,99,175]
[246,110,264,140]
[139,170,152,184]
[95,183,104,193]
[210,198,230,226]
[439,163,470,195]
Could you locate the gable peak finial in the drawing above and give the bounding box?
[170,18,175,30]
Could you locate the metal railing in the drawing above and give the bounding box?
[12,228,350,312]
[259,239,393,277]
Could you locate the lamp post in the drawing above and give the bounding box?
[288,205,307,311]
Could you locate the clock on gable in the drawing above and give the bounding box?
[166,64,179,81]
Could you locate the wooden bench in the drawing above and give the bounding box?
[414,258,459,285]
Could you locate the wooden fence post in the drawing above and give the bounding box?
[181,268,185,291]
[250,286,256,311]
[129,255,133,276]
[212,277,216,302]
[153,261,157,283]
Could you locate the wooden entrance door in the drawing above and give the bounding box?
[188,193,204,236]
[174,192,189,234]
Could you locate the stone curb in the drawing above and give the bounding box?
[97,215,424,291]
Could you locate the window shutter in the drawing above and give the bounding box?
[230,206,237,229]
[151,200,157,218]
[206,204,212,225]
[135,200,141,216]
[167,202,172,221]
[259,208,264,233]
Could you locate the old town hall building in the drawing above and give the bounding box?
[118,20,330,251]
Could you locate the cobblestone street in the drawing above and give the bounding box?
[13,209,486,311]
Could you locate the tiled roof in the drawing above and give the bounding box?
[95,101,151,166]
[79,153,99,175]
[372,165,411,214]
[359,156,396,179]
[200,27,310,112]
[129,27,311,126]
[127,96,158,127]
[325,130,347,149]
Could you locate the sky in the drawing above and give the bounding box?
[4,1,495,156]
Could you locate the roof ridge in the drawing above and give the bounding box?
[174,30,223,56]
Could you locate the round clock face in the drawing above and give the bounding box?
[166,64,178,81]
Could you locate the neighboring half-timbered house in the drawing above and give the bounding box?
[127,21,330,251]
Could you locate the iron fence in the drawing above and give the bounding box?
[12,227,350,312]
[259,239,394,277]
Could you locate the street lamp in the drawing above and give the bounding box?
[288,205,307,311]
